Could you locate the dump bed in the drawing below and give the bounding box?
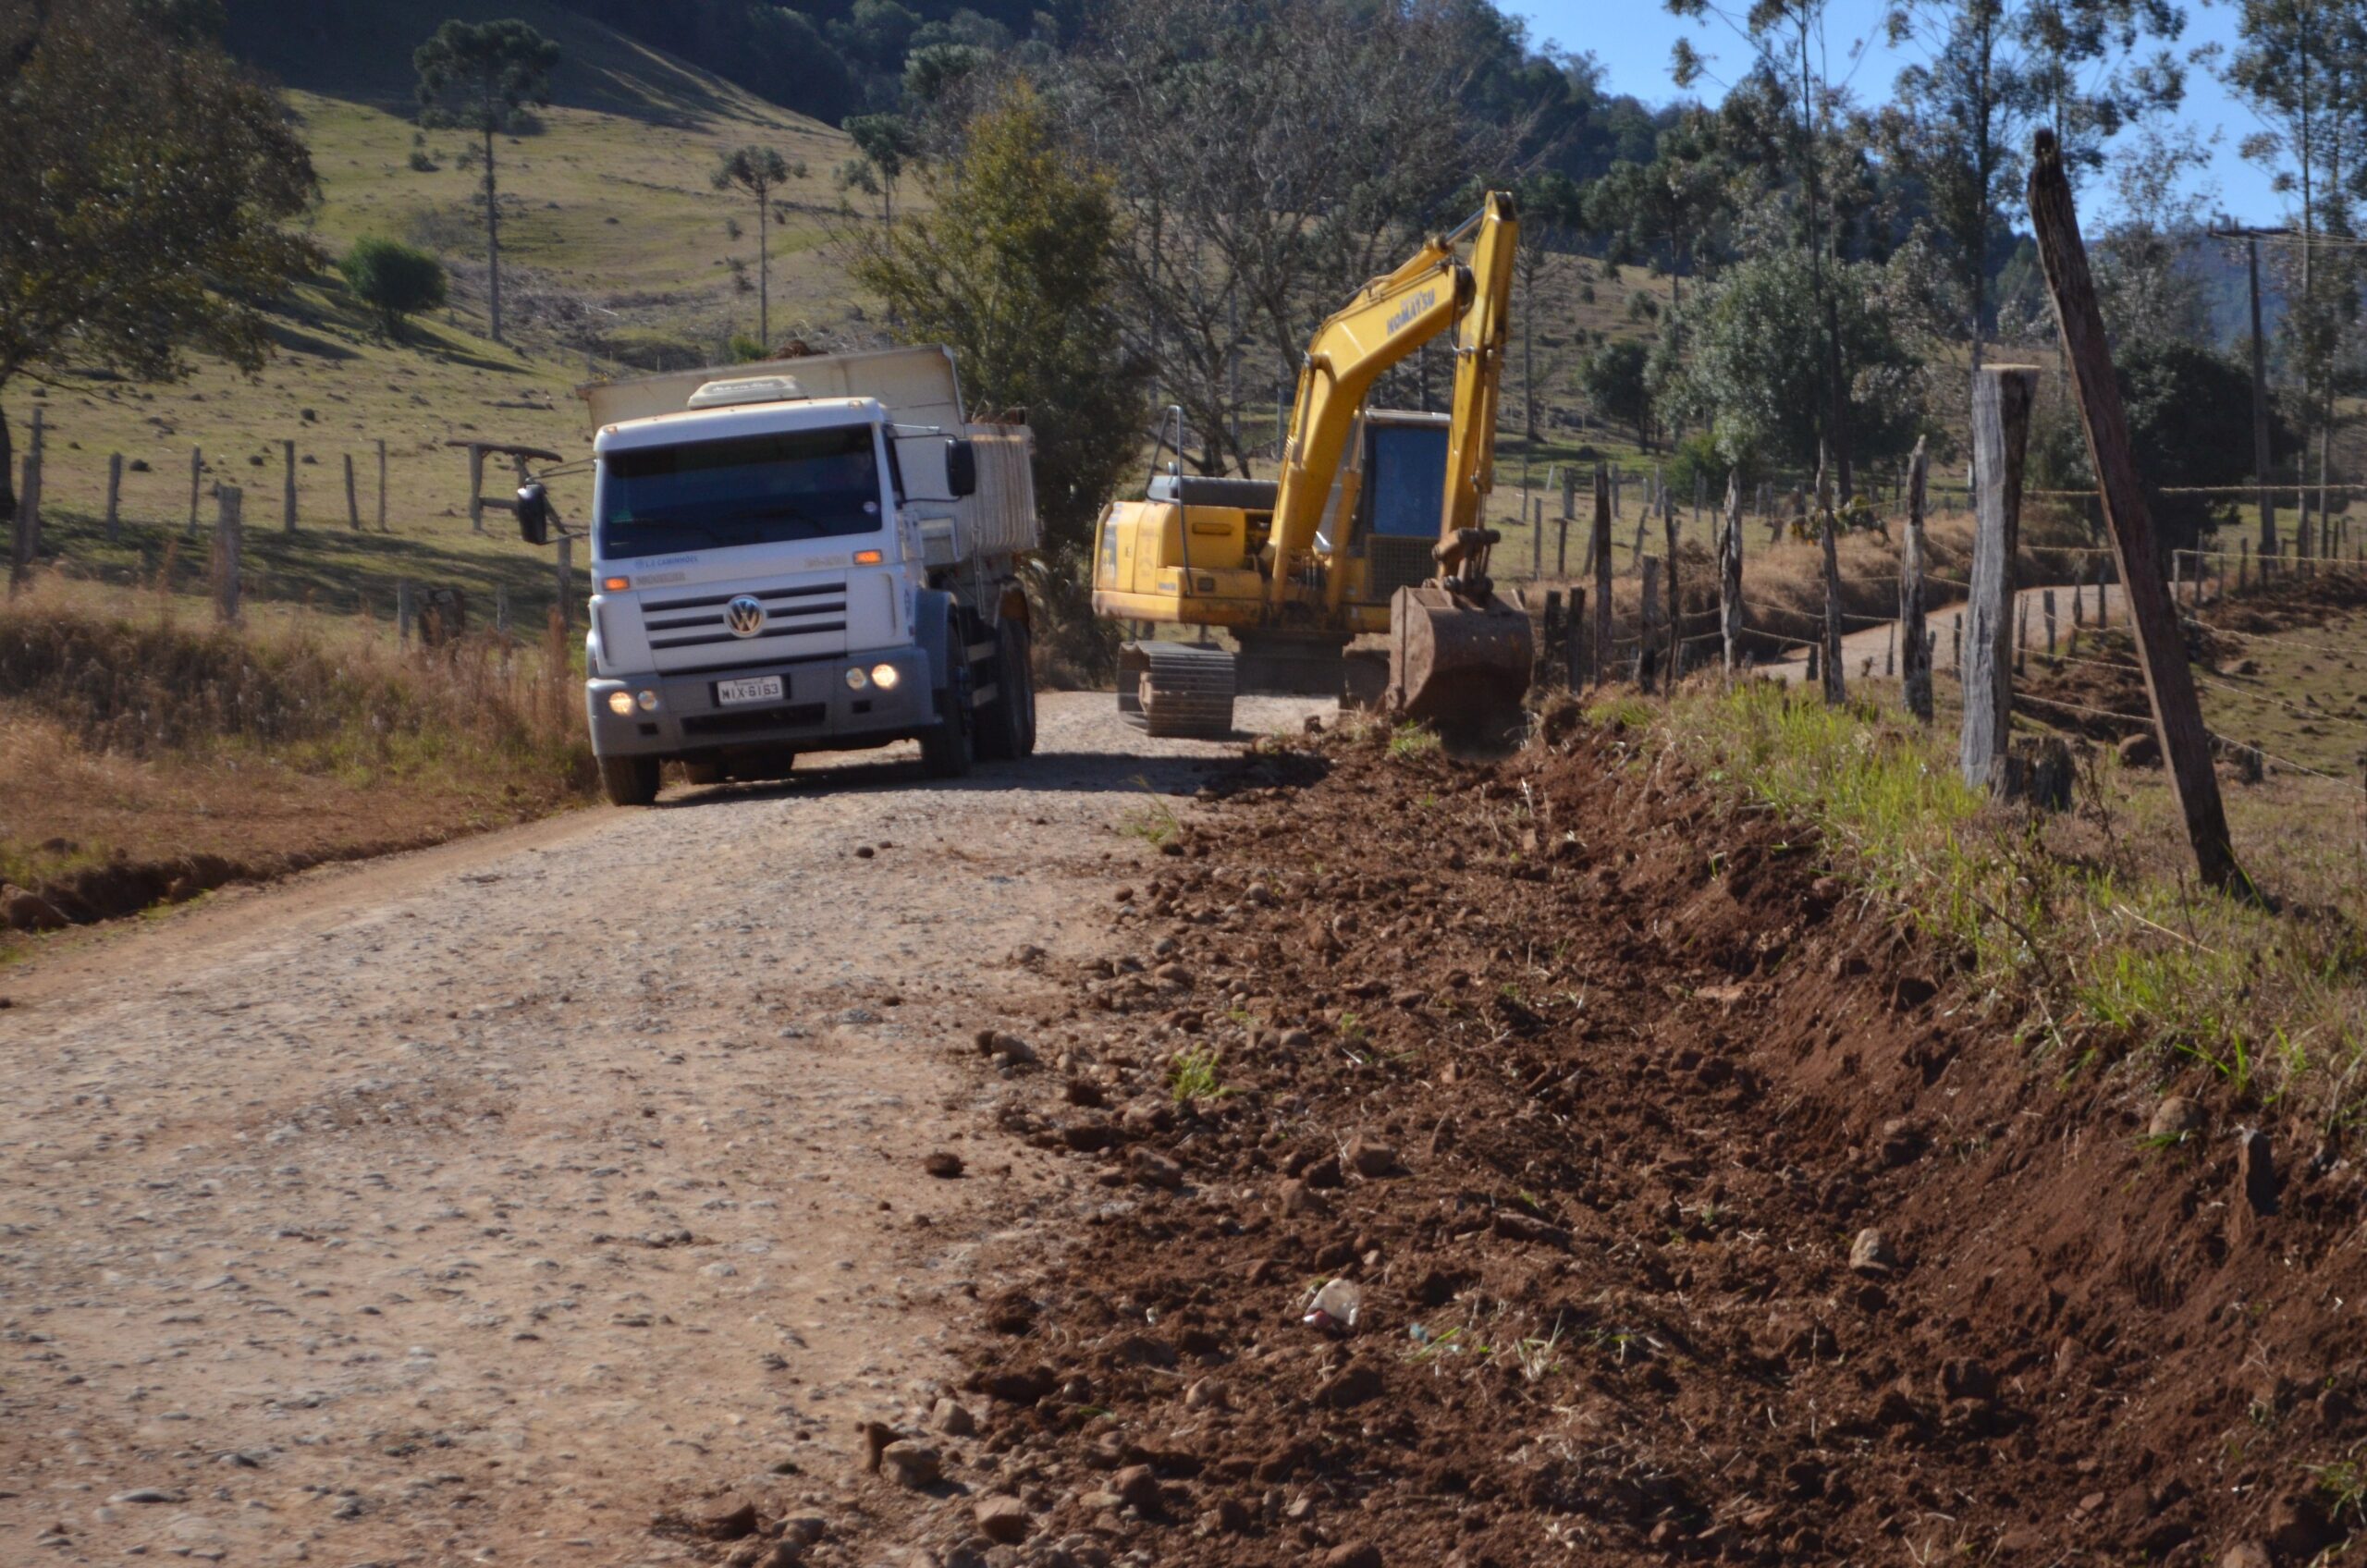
[578,345,1039,560]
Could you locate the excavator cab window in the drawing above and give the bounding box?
[1362,423,1452,538]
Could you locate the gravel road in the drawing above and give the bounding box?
[0,692,1324,1567]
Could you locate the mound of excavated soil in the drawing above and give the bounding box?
[846,717,2367,1568]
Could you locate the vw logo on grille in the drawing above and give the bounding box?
[725,594,766,638]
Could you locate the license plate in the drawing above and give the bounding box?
[715,675,784,706]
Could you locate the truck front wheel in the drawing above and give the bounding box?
[920,641,975,779]
[600,753,661,806]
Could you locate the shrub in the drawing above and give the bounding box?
[338,237,448,339]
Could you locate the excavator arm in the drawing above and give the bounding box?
[1263,235,1472,610]
[1385,191,1534,741]
[1441,190,1518,545]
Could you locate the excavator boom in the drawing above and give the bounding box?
[1264,240,1469,610]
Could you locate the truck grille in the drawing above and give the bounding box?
[682,703,828,737]
[638,582,847,653]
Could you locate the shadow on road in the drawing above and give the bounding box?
[655,747,1331,809]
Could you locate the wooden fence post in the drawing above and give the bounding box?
[1592,465,1613,688]
[1532,496,1543,581]
[1720,472,1743,678]
[1960,363,2038,790]
[1818,448,1845,704]
[345,454,362,531]
[555,533,575,631]
[467,445,486,534]
[9,451,36,594]
[2029,127,2240,890]
[1663,485,1681,679]
[1562,467,1576,528]
[213,484,242,622]
[2044,588,2058,655]
[189,447,202,533]
[1540,589,1564,690]
[2015,599,2029,676]
[495,585,510,636]
[105,453,123,543]
[1638,555,1662,692]
[377,439,389,532]
[282,438,298,533]
[1901,439,1932,722]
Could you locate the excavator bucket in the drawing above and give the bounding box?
[1387,584,1534,745]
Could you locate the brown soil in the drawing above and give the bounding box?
[842,714,2367,1567]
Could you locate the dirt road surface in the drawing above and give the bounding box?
[1769,579,2140,684]
[0,692,1321,1567]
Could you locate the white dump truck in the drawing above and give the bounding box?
[515,346,1040,805]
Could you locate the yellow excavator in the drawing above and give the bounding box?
[1090,191,1533,740]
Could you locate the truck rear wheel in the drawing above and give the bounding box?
[600,754,661,807]
[978,619,1036,761]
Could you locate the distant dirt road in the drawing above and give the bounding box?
[0,692,1322,1567]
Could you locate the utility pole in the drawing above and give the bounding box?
[2214,225,2290,574]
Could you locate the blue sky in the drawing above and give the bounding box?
[1508,0,2282,227]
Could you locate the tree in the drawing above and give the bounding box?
[1881,0,2185,432]
[414,18,560,346]
[1668,0,1862,494]
[339,238,448,339]
[846,80,1148,564]
[1061,0,1529,476]
[1666,246,1930,475]
[2223,0,2367,529]
[714,145,802,348]
[842,114,917,223]
[0,0,317,515]
[1579,338,1657,448]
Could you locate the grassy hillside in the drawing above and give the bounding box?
[6,6,877,629]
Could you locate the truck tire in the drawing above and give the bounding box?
[919,634,975,779]
[978,619,1036,761]
[600,753,661,806]
[1008,619,1037,756]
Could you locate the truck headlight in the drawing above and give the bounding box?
[607,691,634,717]
[845,666,870,691]
[870,663,901,691]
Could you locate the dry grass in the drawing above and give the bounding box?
[0,580,594,912]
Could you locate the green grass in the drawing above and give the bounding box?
[1168,1047,1223,1103]
[1643,680,2367,1123]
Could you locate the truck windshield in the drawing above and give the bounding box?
[599,426,884,559]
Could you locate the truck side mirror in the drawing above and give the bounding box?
[515,482,551,545]
[945,438,977,500]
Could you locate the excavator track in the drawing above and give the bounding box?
[1116,643,1235,739]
